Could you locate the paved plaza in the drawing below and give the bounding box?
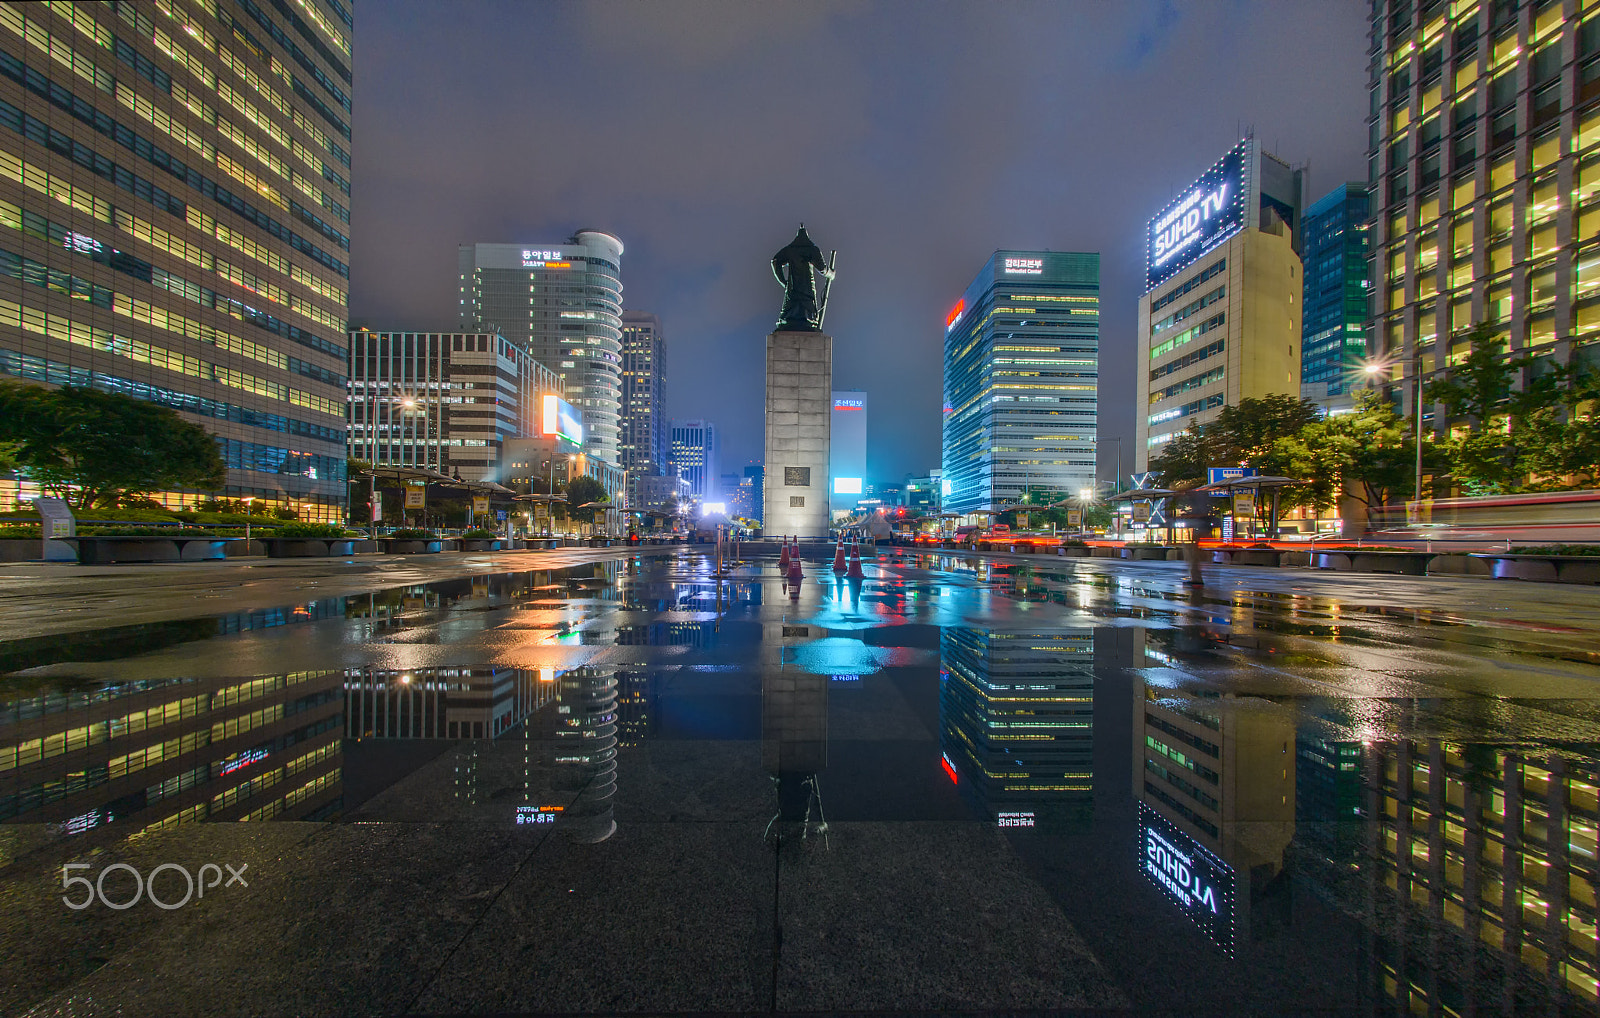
[2,548,1598,1016]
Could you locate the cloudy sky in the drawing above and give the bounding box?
[351,0,1370,484]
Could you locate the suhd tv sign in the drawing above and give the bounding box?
[1146,141,1247,292]
[1138,803,1236,953]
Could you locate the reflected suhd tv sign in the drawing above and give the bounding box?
[1139,803,1236,953]
[1146,141,1248,292]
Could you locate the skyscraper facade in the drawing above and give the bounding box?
[1136,138,1304,470]
[458,232,624,463]
[1300,183,1373,405]
[1367,1,1600,437]
[0,0,355,520]
[620,310,666,502]
[346,328,558,482]
[669,419,717,502]
[941,251,1099,515]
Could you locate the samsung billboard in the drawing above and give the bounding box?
[1138,803,1237,953]
[1146,141,1248,292]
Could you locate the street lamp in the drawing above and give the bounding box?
[242,495,255,546]
[1365,359,1425,507]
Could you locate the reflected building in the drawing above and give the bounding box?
[1133,678,1295,953]
[343,667,554,741]
[763,621,830,841]
[939,627,1095,830]
[1361,739,1599,1014]
[1,666,344,840]
[552,666,618,843]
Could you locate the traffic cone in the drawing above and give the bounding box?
[847,539,865,579]
[787,547,803,583]
[832,536,847,574]
[779,537,790,570]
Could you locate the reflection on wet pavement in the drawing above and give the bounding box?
[1,548,1598,1015]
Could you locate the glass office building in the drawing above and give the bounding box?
[1367,0,1600,432]
[620,310,666,505]
[0,0,354,520]
[1300,183,1372,404]
[941,251,1099,516]
[669,419,717,502]
[458,233,624,464]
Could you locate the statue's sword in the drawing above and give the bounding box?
[816,250,838,330]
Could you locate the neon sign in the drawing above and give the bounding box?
[997,811,1035,828]
[833,398,864,409]
[1003,257,1043,275]
[941,753,958,784]
[946,299,965,332]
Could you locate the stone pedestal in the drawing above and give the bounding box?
[763,330,831,537]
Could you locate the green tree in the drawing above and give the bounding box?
[0,383,224,510]
[1424,324,1600,492]
[564,475,608,523]
[1273,390,1422,513]
[1149,394,1323,495]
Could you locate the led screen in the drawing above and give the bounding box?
[541,394,583,446]
[833,477,863,495]
[1146,142,1247,292]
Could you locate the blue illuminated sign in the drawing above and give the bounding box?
[1147,141,1248,292]
[1139,803,1236,953]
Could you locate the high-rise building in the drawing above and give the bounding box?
[1136,138,1305,470]
[942,251,1100,515]
[620,311,666,498]
[669,419,717,502]
[1367,1,1600,444]
[346,328,558,482]
[744,463,763,524]
[0,0,355,521]
[458,233,624,463]
[829,390,867,513]
[1300,183,1373,407]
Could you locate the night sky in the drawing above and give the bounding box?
[351,1,1370,485]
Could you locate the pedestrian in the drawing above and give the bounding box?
[1174,489,1216,588]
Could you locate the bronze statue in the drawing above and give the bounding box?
[772,225,836,332]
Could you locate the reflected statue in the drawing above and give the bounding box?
[771,224,835,332]
[762,624,830,847]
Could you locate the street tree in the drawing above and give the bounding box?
[0,383,224,510]
[1273,390,1420,514]
[565,475,608,523]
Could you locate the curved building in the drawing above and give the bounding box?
[459,231,624,463]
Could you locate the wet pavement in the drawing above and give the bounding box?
[2,547,1599,1016]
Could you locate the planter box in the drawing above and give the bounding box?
[1352,551,1431,575]
[1236,549,1283,567]
[1280,551,1312,567]
[1422,554,1493,577]
[1312,552,1354,571]
[67,536,232,564]
[1058,546,1090,557]
[459,538,502,552]
[1474,554,1600,584]
[222,539,266,557]
[1090,546,1120,558]
[261,538,357,558]
[1122,547,1169,560]
[379,539,442,554]
[0,537,41,561]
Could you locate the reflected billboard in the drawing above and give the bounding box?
[1139,803,1236,953]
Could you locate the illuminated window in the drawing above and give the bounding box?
[1578,156,1600,206]
[1418,230,1440,269]
[1580,109,1600,153]
[1532,130,1563,173]
[1527,311,1557,346]
[1388,246,1407,279]
[1529,224,1559,260]
[1454,175,1479,210]
[1453,296,1475,330]
[1389,282,1407,311]
[1490,155,1516,192]
[1578,247,1600,302]
[1488,199,1514,241]
[1487,281,1514,321]
[1452,215,1476,259]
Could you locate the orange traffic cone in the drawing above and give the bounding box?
[779,537,790,570]
[847,539,865,579]
[832,536,847,574]
[787,546,803,583]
